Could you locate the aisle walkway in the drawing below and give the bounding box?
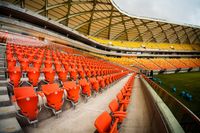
[24,74,131,133]
[120,75,152,133]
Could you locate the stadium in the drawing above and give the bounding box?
[0,0,199,132]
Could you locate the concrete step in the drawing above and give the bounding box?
[0,74,6,80]
[0,45,6,49]
[0,117,22,133]
[0,58,5,62]
[0,61,5,66]
[0,54,5,58]
[0,66,6,71]
[0,86,8,95]
[0,95,11,106]
[0,70,6,75]
[0,80,8,87]
[0,105,16,119]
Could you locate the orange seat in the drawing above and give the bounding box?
[121,88,131,97]
[90,69,96,77]
[116,92,130,110]
[8,67,21,87]
[89,77,99,92]
[77,68,85,79]
[97,76,105,89]
[63,62,69,71]
[41,83,64,113]
[14,86,39,123]
[7,57,16,69]
[85,69,91,77]
[94,111,119,133]
[43,68,55,83]
[44,60,53,68]
[69,68,77,81]
[57,68,67,82]
[19,58,29,71]
[54,61,62,70]
[79,79,91,97]
[27,67,40,86]
[63,81,80,103]
[104,76,110,86]
[32,59,42,69]
[109,99,126,122]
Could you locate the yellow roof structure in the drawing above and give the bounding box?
[5,0,200,44]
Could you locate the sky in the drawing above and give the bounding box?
[113,0,200,26]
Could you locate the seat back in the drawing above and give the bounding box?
[27,67,40,86]
[17,96,39,121]
[94,111,112,133]
[109,99,119,113]
[8,67,21,87]
[116,92,123,102]
[46,89,64,111]
[63,81,76,90]
[42,84,64,106]
[14,86,38,121]
[79,79,91,96]
[63,81,80,102]
[79,79,87,86]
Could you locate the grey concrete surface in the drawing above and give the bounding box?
[0,105,16,119]
[0,95,11,106]
[120,76,152,133]
[0,86,8,95]
[0,117,22,133]
[23,75,131,133]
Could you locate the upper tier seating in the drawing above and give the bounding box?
[150,58,176,69]
[89,36,200,51]
[95,55,200,70]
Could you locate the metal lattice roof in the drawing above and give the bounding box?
[4,0,200,44]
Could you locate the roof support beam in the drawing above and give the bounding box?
[20,0,25,9]
[142,20,157,43]
[44,0,48,17]
[156,22,170,43]
[192,30,200,44]
[92,18,133,36]
[88,0,97,35]
[131,19,143,41]
[122,15,129,40]
[73,15,121,30]
[65,0,72,26]
[170,24,181,43]
[182,27,191,44]
[56,10,118,23]
[108,6,114,39]
[36,1,111,14]
[130,23,166,42]
[178,27,194,43]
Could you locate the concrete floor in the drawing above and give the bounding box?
[24,75,131,133]
[120,75,152,133]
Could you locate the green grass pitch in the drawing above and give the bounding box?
[154,71,200,118]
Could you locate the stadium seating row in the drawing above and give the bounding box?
[5,41,130,125]
[12,71,127,124]
[94,73,136,133]
[97,56,200,70]
[89,36,200,51]
[6,43,128,87]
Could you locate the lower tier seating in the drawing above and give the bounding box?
[4,39,130,125]
[94,73,136,133]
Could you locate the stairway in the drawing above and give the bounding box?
[0,43,22,133]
